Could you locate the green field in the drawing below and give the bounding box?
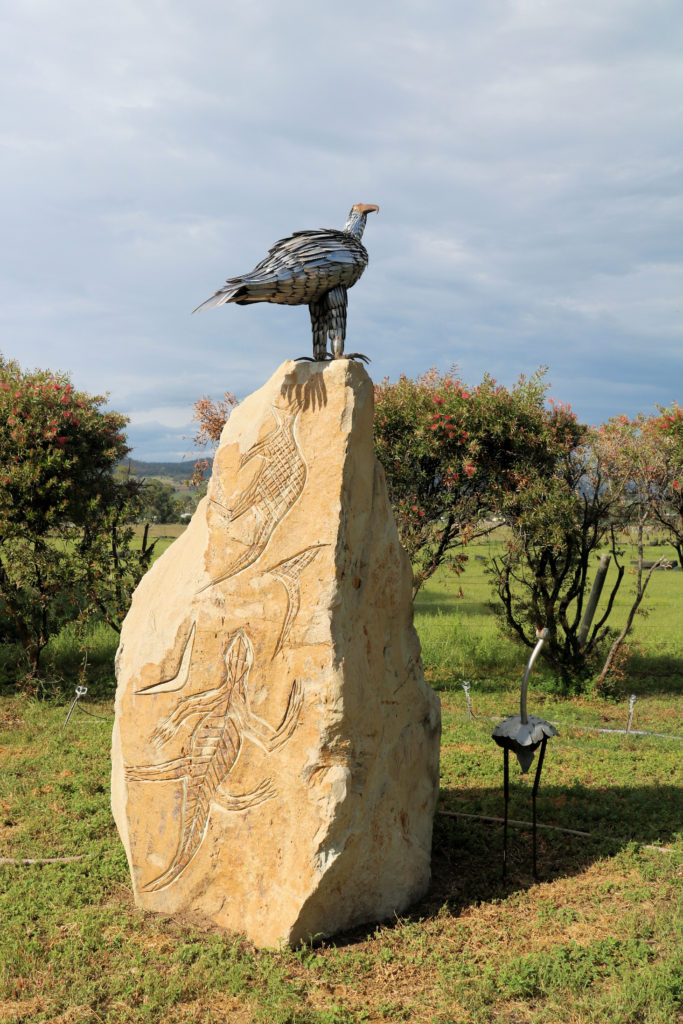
[0,535,681,1023]
[417,534,682,700]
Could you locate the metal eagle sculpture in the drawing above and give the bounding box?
[192,203,379,362]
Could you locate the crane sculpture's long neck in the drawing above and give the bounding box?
[520,629,549,724]
[343,209,368,239]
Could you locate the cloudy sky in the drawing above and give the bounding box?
[2,0,681,460]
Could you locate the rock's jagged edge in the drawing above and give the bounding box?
[111,359,441,948]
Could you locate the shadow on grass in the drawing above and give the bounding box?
[327,781,681,947]
[424,648,683,700]
[415,593,495,619]
[617,652,683,696]
[428,780,682,913]
[0,619,120,699]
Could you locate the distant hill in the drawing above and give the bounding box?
[118,458,213,487]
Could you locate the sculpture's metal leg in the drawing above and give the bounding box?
[503,746,509,881]
[531,737,547,879]
[308,299,329,361]
[325,285,348,359]
[302,288,368,363]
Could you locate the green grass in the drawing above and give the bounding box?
[0,534,681,1023]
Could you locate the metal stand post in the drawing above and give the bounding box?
[531,737,548,879]
[462,680,472,719]
[62,685,88,731]
[502,747,509,881]
[626,694,637,734]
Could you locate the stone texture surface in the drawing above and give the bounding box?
[111,359,441,947]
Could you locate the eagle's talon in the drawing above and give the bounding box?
[343,352,371,364]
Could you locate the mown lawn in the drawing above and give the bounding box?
[0,536,681,1023]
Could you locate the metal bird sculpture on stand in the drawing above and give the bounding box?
[492,628,558,880]
[193,203,379,362]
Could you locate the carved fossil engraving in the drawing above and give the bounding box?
[267,545,327,657]
[200,405,307,589]
[125,629,303,892]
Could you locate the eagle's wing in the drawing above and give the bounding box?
[193,230,369,312]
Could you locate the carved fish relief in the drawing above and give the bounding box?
[124,629,303,892]
[199,405,307,590]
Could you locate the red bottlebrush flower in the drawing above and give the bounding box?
[465,463,476,478]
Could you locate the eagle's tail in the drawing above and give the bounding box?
[191,280,247,314]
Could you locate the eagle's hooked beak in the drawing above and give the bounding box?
[353,203,380,214]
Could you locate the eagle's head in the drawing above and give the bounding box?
[344,203,380,239]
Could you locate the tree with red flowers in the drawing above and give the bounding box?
[373,367,582,595]
[0,354,146,674]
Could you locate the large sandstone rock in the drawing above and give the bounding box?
[111,359,441,947]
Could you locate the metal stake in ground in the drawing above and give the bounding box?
[62,685,88,731]
[492,629,558,880]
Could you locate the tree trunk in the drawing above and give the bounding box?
[577,553,610,649]
[596,523,665,688]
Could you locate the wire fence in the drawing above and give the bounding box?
[458,680,682,740]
